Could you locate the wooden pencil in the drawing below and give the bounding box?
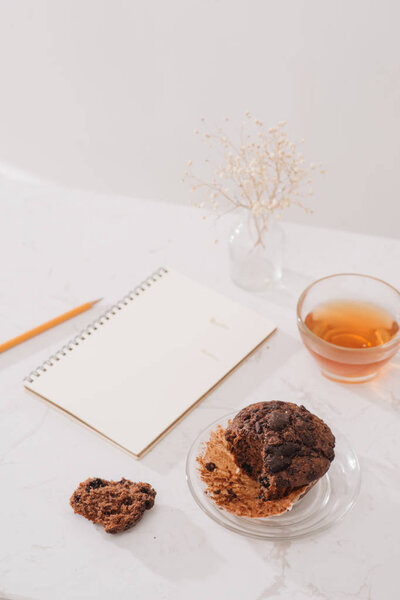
[0,299,102,354]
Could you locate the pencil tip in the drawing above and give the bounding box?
[92,298,103,305]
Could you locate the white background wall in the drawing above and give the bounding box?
[0,0,399,237]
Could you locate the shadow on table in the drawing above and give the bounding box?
[261,269,313,311]
[108,504,222,582]
[0,323,74,374]
[333,354,400,416]
[141,329,303,476]
[0,304,109,374]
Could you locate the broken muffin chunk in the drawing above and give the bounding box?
[70,477,156,534]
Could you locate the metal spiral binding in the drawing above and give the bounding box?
[24,267,168,384]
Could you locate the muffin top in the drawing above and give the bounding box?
[225,401,335,499]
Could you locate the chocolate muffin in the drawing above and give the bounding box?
[225,401,335,500]
[70,478,156,534]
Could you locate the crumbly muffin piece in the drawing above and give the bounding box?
[70,478,156,534]
[225,401,335,500]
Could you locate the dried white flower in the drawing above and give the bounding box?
[182,113,321,245]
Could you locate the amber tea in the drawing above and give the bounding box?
[297,274,400,383]
[299,296,400,382]
[305,300,399,349]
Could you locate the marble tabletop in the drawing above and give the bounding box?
[1,176,399,600]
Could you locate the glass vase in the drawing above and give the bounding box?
[229,212,284,292]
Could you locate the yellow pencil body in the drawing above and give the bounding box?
[0,300,101,354]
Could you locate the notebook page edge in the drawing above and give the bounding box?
[23,385,139,459]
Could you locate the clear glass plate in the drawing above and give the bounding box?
[186,412,361,540]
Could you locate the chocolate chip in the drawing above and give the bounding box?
[74,494,81,502]
[270,401,284,408]
[86,478,106,492]
[214,489,221,495]
[241,462,253,475]
[281,442,300,457]
[268,411,290,431]
[326,448,335,461]
[267,455,292,473]
[274,474,290,489]
[140,487,149,493]
[301,431,314,446]
[227,488,237,498]
[205,462,216,472]
[300,413,312,421]
[259,476,270,488]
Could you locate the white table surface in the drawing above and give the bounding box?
[1,177,399,600]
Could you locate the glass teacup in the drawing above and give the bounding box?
[297,274,400,383]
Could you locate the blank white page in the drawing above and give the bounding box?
[24,268,276,457]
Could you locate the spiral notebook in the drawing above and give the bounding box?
[24,268,276,457]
